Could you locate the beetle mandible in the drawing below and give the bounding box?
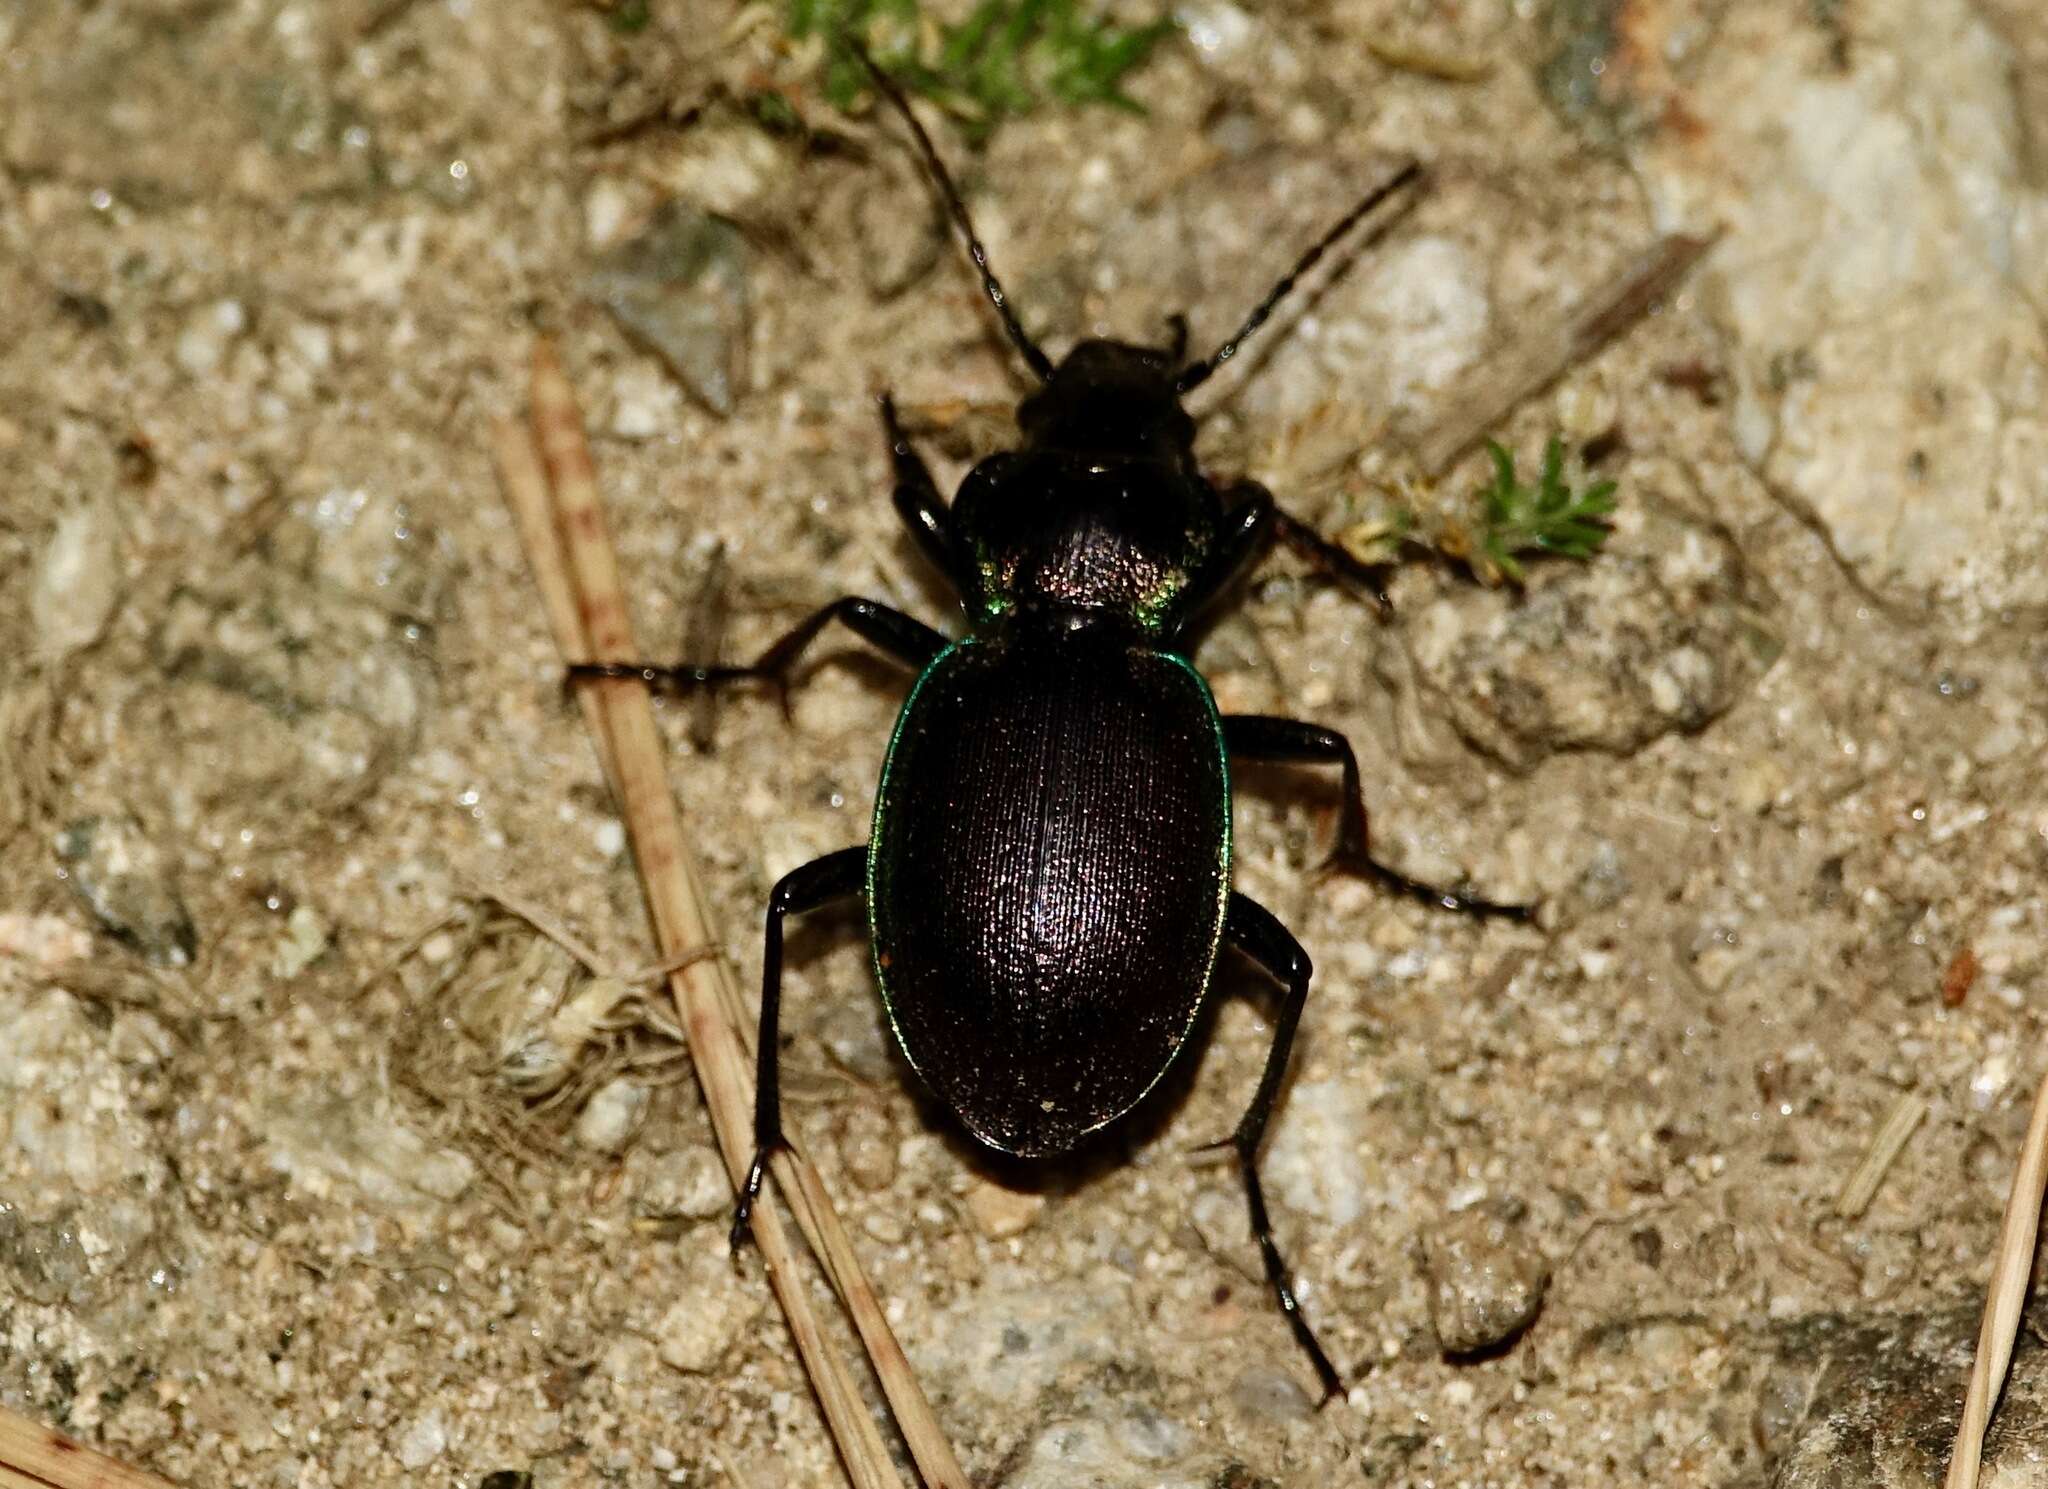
[573,49,1531,1400]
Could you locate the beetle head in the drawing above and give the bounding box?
[1017,338,1197,460]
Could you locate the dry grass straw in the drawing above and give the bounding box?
[493,342,968,1489]
[1410,231,1717,477]
[0,1403,180,1489]
[1945,1061,2048,1489]
[1835,1092,1927,1219]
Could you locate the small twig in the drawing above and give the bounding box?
[1946,1064,2048,1489]
[1836,1093,1928,1219]
[499,377,896,1486]
[1409,231,1719,477]
[460,880,709,1027]
[616,943,720,990]
[492,417,622,806]
[0,1403,181,1489]
[498,343,970,1489]
[464,882,612,976]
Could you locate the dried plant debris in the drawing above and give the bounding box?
[1336,436,1617,586]
[785,0,1177,141]
[378,901,690,1201]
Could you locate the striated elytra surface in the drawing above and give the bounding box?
[870,626,1229,1157]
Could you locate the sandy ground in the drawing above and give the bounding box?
[4,1,2048,1485]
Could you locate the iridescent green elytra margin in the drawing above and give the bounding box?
[867,637,1232,1157]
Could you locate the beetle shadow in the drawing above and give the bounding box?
[828,646,929,706]
[869,950,1300,1206]
[775,892,1310,1207]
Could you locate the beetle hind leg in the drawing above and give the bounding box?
[730,845,869,1250]
[1223,714,1534,922]
[1216,892,1346,1403]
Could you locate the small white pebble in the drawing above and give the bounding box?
[174,299,247,377]
[575,1078,650,1154]
[396,1408,446,1469]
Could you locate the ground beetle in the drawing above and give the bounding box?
[573,52,1530,1400]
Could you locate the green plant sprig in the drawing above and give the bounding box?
[783,0,1176,142]
[1474,436,1616,583]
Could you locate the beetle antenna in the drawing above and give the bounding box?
[850,40,1055,383]
[1175,159,1425,395]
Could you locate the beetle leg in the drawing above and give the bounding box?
[1162,312,1190,365]
[1213,478,1395,616]
[1222,714,1534,922]
[1177,482,1394,635]
[881,393,971,598]
[1217,892,1345,1403]
[1265,505,1395,617]
[1178,485,1273,620]
[731,845,870,1250]
[566,597,946,721]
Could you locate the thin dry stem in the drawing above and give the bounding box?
[0,1404,181,1489]
[501,343,969,1489]
[493,416,625,808]
[1945,1063,2048,1489]
[1835,1093,1927,1219]
[1409,231,1718,477]
[499,377,898,1489]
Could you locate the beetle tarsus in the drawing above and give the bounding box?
[563,660,661,695]
[1224,714,1533,921]
[1240,1149,1347,1403]
[733,847,870,1252]
[728,1138,793,1252]
[1184,483,1396,625]
[1348,856,1537,923]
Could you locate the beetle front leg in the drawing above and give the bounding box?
[1175,482,1393,636]
[1212,892,1344,1402]
[1265,506,1394,616]
[1222,714,1533,921]
[730,845,870,1249]
[1175,487,1273,627]
[567,597,946,720]
[1223,479,1394,617]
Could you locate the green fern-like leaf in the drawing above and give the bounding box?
[1476,437,1617,583]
